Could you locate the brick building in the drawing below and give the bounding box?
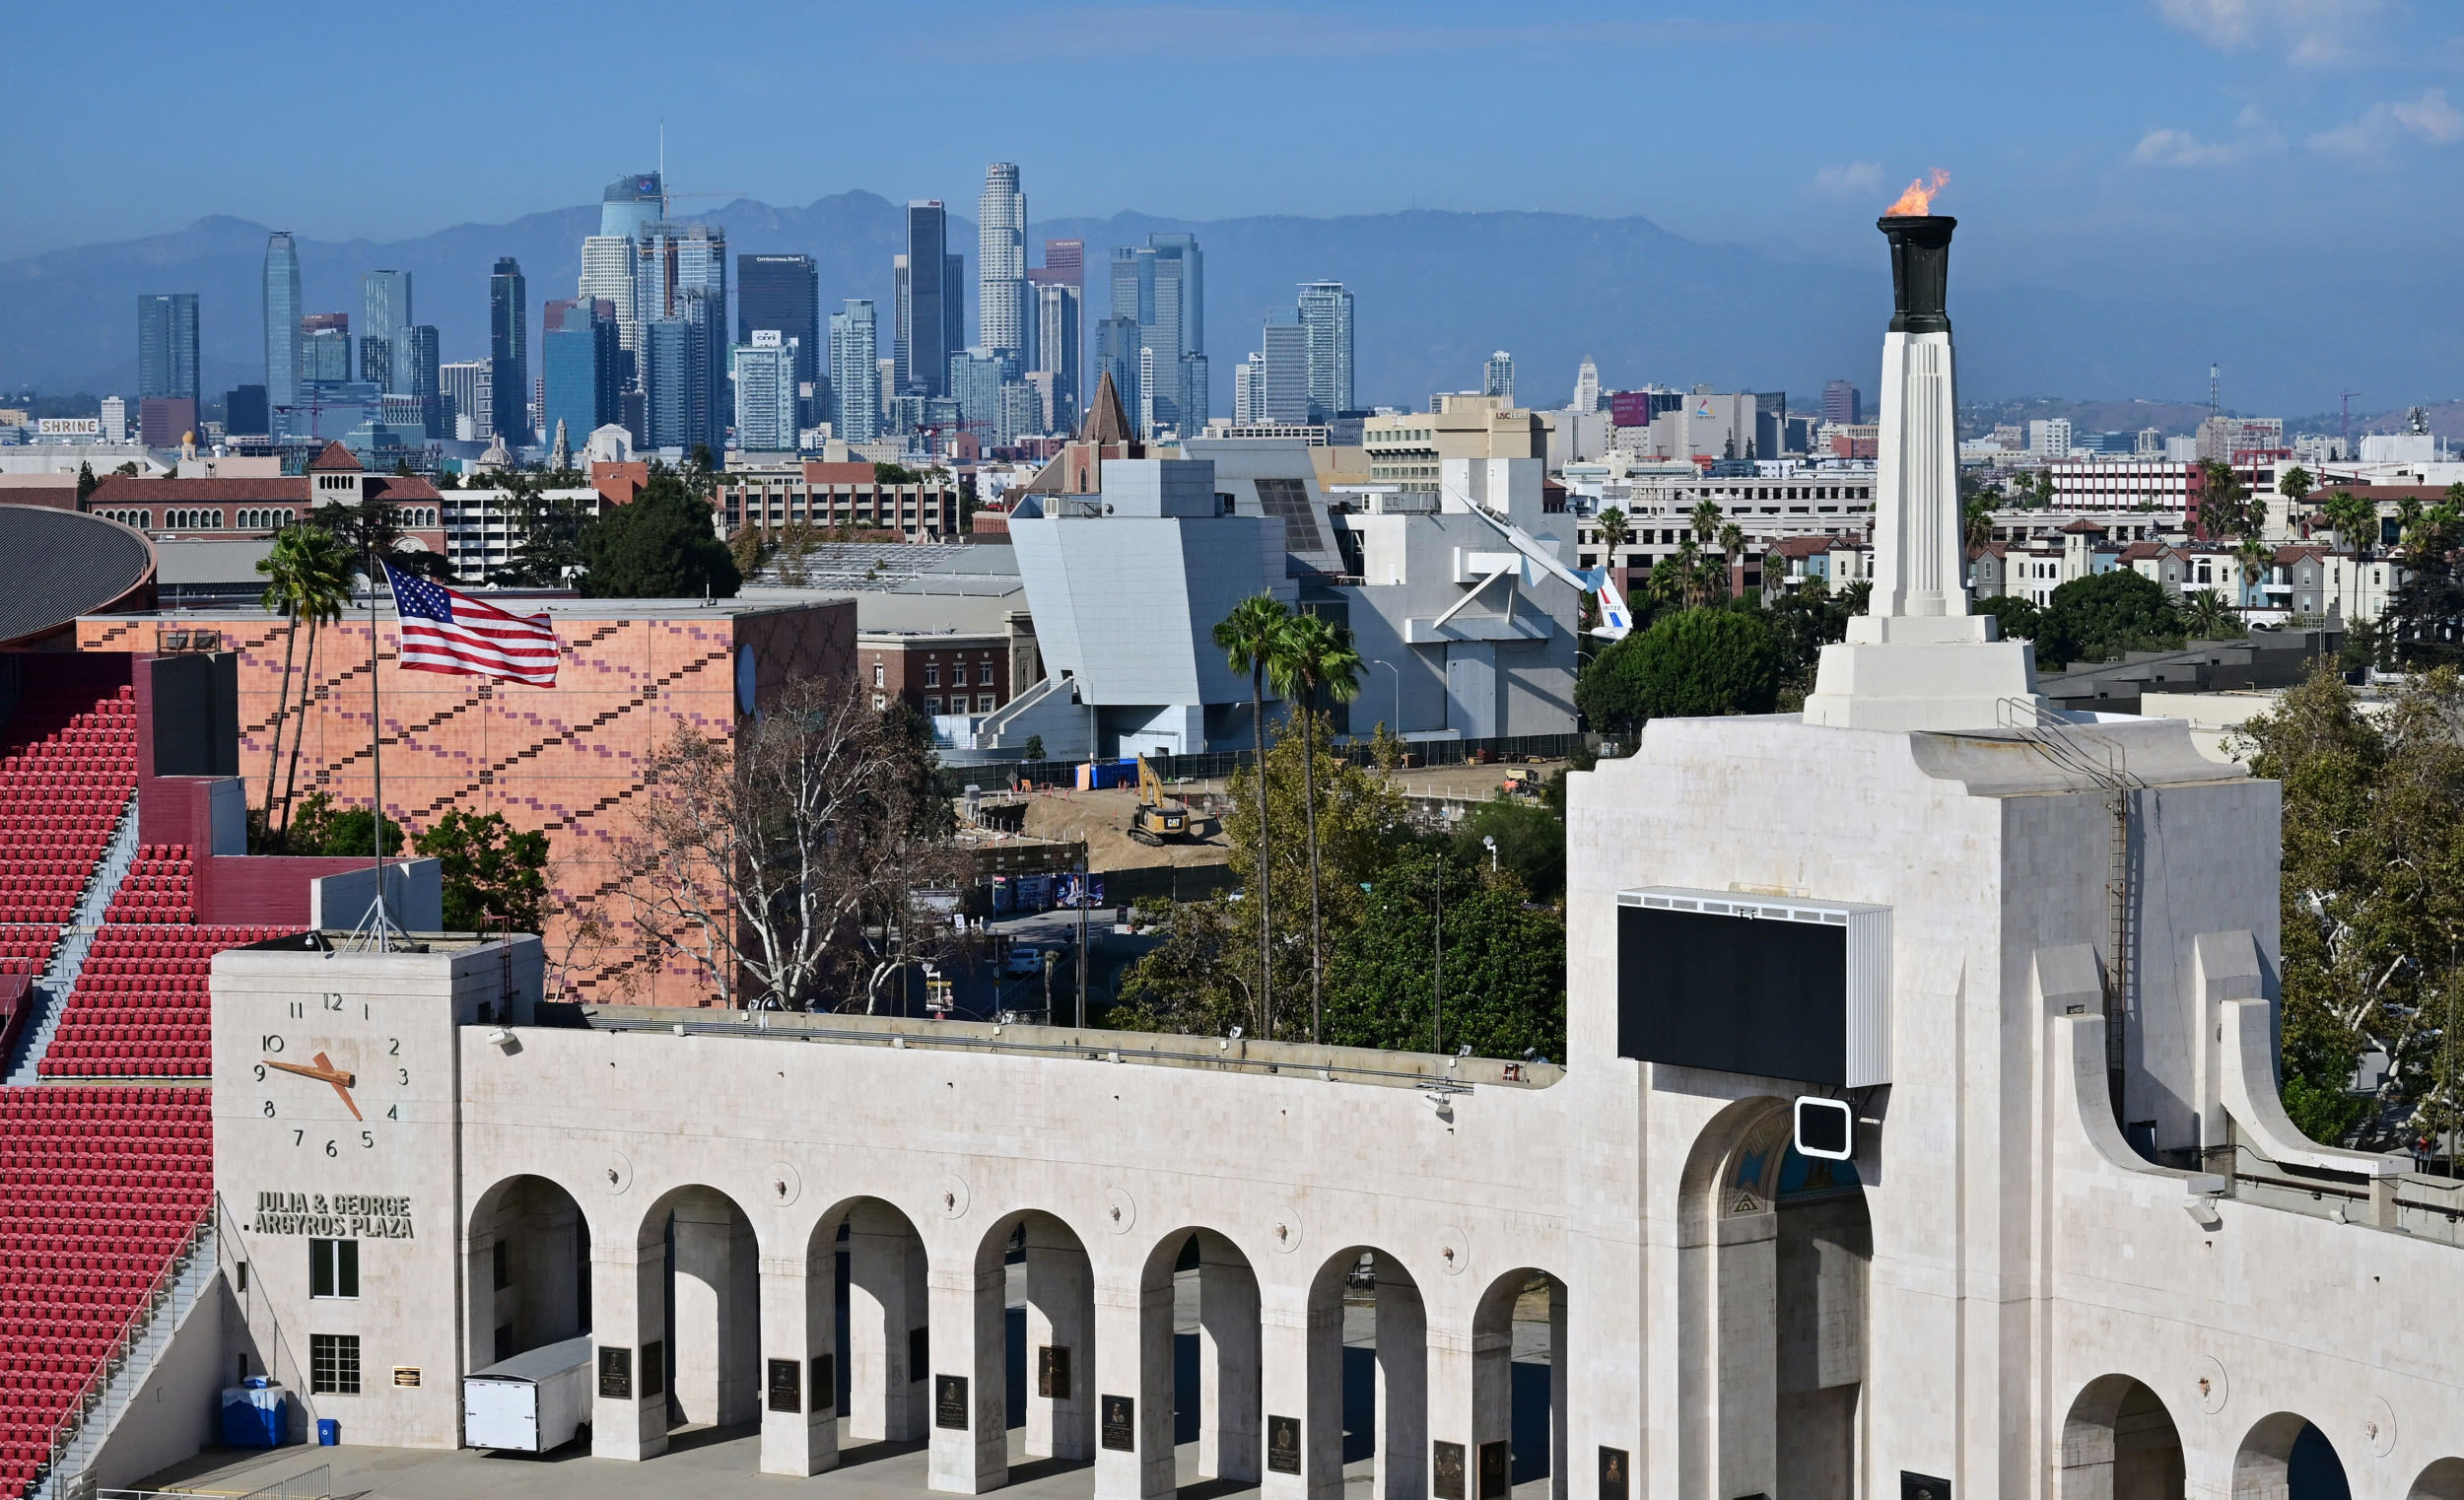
[857,629,1015,718]
[83,442,446,556]
[717,460,962,541]
[76,596,856,1006]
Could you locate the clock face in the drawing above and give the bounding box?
[254,990,413,1157]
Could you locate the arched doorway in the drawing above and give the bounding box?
[644,1185,761,1432]
[465,1175,590,1372]
[974,1210,1096,1473]
[2234,1412,2352,1500]
[2412,1457,2464,1500]
[1140,1228,1262,1490]
[1472,1268,1566,1499]
[1308,1246,1426,1500]
[2057,1376,2185,1500]
[830,1198,930,1454]
[1677,1098,1870,1500]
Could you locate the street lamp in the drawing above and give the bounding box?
[1370,659,1409,743]
[1483,834,1497,873]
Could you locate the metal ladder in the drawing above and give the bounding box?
[1996,701,2146,1111]
[6,791,140,1084]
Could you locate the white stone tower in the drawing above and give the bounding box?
[1801,214,2045,731]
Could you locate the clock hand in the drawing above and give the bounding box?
[264,1053,363,1121]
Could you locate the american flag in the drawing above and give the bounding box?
[383,564,560,688]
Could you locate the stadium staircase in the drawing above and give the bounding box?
[3,803,137,1086]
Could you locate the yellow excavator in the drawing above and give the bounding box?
[1127,755,1191,846]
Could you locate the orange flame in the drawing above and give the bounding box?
[1883,169,1951,217]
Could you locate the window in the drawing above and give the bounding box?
[977,694,996,714]
[873,663,885,688]
[310,1333,361,1395]
[310,1238,359,1299]
[872,694,886,711]
[924,697,941,716]
[924,663,939,687]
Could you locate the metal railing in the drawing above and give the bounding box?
[34,1211,216,1500]
[990,732,1590,791]
[6,788,140,1083]
[93,1466,330,1500]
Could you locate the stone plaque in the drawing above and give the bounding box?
[1039,1344,1071,1400]
[1599,1447,1629,1500]
[768,1357,801,1413]
[596,1346,631,1400]
[935,1374,971,1430]
[1477,1439,1510,1500]
[812,1353,837,1413]
[1267,1414,1302,1474]
[642,1339,665,1398]
[392,1367,421,1389]
[1434,1440,1467,1500]
[1902,1474,1951,1500]
[1101,1393,1135,1452]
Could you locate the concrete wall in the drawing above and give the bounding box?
[90,1273,230,1490]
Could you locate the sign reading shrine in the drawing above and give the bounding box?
[251,1191,414,1239]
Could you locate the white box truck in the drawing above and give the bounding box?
[462,1334,591,1453]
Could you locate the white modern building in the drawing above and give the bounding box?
[733,332,799,453]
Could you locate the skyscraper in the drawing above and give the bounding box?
[1030,280,1080,434]
[829,300,880,443]
[580,237,640,360]
[360,271,412,389]
[263,234,302,431]
[441,361,489,440]
[634,224,728,447]
[903,202,952,397]
[490,257,531,446]
[397,325,443,435]
[600,171,663,240]
[544,304,620,454]
[944,252,966,382]
[136,294,200,402]
[737,253,821,421]
[1095,317,1141,432]
[1104,234,1204,435]
[1234,354,1266,425]
[300,313,351,387]
[1260,315,1311,424]
[1296,281,1355,419]
[1483,350,1516,406]
[890,255,912,393]
[732,331,798,453]
[949,348,1005,435]
[1822,379,1862,426]
[1573,359,1600,414]
[978,163,1027,360]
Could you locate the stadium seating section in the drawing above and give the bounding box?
[40,912,295,1080]
[0,1086,212,1495]
[0,684,134,929]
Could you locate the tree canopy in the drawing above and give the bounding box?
[579,468,741,598]
[1576,606,1780,735]
[2034,569,2184,668]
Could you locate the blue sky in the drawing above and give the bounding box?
[9,0,2460,304]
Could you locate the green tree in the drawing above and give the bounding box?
[1576,607,1780,736]
[1973,593,2042,646]
[1594,507,1631,563]
[2035,569,2184,668]
[1320,849,1565,1060]
[283,791,406,858]
[412,808,549,932]
[2234,668,2464,1146]
[1451,798,1566,905]
[1021,734,1047,762]
[874,461,924,485]
[2279,464,2316,529]
[1962,491,1997,553]
[2179,587,2245,641]
[1268,611,1363,1039]
[75,461,97,505]
[579,468,742,598]
[2321,490,2376,559]
[1213,593,1292,1031]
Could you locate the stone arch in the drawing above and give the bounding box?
[1306,1244,1428,1500]
[1473,1265,1568,1499]
[464,1173,591,1374]
[2412,1458,2464,1500]
[631,1182,762,1431]
[1675,1095,1793,1500]
[800,1195,930,1458]
[2056,1375,2185,1500]
[1116,1226,1262,1493]
[969,1208,1098,1472]
[2233,1411,2352,1500]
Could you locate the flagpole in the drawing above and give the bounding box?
[370,552,388,951]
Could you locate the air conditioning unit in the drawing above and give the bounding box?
[1615,887,1890,1087]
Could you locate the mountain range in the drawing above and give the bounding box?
[1,192,2451,419]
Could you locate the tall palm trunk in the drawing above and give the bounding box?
[263,606,299,839]
[1251,664,1271,1038]
[1300,687,1324,1043]
[277,613,322,834]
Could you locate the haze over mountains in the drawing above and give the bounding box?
[1,191,2451,419]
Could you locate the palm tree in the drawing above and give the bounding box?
[1717,523,1747,600]
[1595,507,1632,571]
[2322,490,2374,560]
[1962,492,1998,554]
[1688,497,1722,548]
[1267,612,1363,1043]
[2181,587,2238,640]
[254,529,318,830]
[2279,465,2316,534]
[1213,593,1291,1037]
[274,526,355,836]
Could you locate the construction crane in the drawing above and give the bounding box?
[1127,756,1191,847]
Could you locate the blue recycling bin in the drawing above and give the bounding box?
[220,1384,289,1448]
[316,1417,339,1446]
